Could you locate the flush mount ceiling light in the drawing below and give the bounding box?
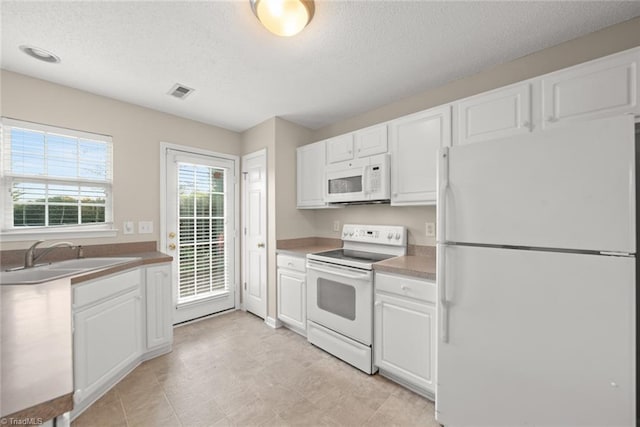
[19,45,61,63]
[250,0,315,37]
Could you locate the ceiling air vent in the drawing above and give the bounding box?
[168,83,194,100]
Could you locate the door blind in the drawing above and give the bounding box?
[177,162,228,302]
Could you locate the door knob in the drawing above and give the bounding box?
[168,243,176,250]
[168,232,176,239]
[257,243,265,248]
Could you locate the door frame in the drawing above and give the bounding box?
[240,148,268,317]
[159,142,241,318]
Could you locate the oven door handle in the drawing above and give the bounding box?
[306,262,372,281]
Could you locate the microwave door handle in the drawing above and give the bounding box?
[362,166,369,196]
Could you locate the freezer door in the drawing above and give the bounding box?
[436,245,635,426]
[443,115,635,253]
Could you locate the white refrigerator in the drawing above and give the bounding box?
[435,114,636,426]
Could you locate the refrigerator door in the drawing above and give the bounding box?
[436,245,635,427]
[442,114,635,253]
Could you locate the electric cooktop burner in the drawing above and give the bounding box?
[312,249,395,264]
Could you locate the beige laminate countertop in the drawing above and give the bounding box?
[373,255,436,280]
[0,251,172,424]
[71,251,172,284]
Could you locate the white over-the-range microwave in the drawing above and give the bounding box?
[324,154,390,204]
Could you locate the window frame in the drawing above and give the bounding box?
[0,117,117,241]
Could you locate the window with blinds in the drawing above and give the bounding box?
[177,162,228,302]
[1,118,113,232]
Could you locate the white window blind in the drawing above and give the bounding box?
[177,162,228,302]
[1,118,113,232]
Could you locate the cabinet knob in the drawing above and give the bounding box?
[547,115,558,123]
[522,121,532,130]
[168,232,176,239]
[401,285,409,291]
[168,243,176,250]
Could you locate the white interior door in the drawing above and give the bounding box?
[443,114,635,252]
[242,149,267,319]
[437,245,635,426]
[164,147,237,324]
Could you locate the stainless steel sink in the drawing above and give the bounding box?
[0,257,141,285]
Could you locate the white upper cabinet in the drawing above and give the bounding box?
[297,140,331,208]
[326,134,355,163]
[541,49,639,129]
[355,124,388,158]
[327,126,388,163]
[390,105,451,206]
[456,83,532,146]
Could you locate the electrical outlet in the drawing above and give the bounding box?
[333,220,340,232]
[426,222,435,237]
[138,221,153,234]
[123,221,135,235]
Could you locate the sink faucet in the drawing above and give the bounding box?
[24,240,76,268]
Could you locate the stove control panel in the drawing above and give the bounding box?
[341,224,407,247]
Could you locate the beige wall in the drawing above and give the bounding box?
[0,70,242,251]
[309,16,640,246]
[273,117,315,240]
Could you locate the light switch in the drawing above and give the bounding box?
[426,222,435,237]
[123,221,135,235]
[333,220,340,232]
[139,221,153,234]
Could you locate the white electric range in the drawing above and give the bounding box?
[306,224,407,373]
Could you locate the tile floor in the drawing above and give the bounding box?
[72,310,439,427]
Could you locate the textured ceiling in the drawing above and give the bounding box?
[1,1,639,132]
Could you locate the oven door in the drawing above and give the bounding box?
[306,260,373,345]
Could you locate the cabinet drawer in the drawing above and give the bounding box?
[375,272,435,303]
[74,269,142,308]
[276,254,306,272]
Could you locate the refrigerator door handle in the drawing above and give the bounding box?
[437,244,449,343]
[437,147,449,243]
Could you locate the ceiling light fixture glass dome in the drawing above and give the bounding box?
[250,0,315,37]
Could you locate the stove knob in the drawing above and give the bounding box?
[387,232,393,239]
[349,231,354,237]
[395,233,401,240]
[342,231,348,237]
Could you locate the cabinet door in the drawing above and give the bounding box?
[541,49,639,129]
[145,264,173,350]
[296,141,327,208]
[456,83,532,146]
[277,269,306,334]
[374,293,435,394]
[74,289,142,403]
[390,105,451,205]
[355,124,388,158]
[326,134,355,163]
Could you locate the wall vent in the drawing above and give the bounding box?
[168,83,194,99]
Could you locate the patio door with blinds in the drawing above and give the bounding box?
[165,148,237,324]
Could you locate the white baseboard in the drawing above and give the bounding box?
[264,316,283,329]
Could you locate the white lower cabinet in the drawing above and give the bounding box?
[374,272,436,399]
[144,264,173,351]
[73,269,142,408]
[71,263,173,419]
[277,254,306,336]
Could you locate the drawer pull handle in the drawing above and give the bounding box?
[287,262,294,267]
[401,285,408,291]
